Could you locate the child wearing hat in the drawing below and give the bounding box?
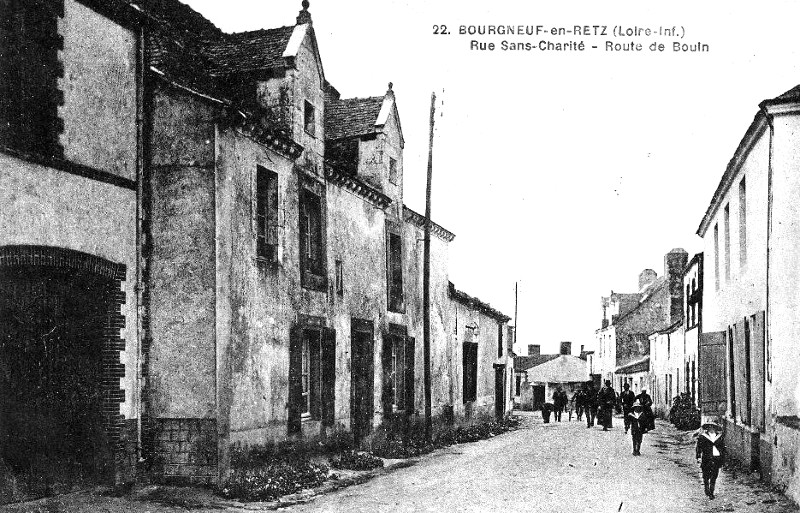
[627,400,646,455]
[696,421,725,499]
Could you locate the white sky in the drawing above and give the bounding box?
[183,0,800,356]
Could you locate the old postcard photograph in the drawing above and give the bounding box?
[1,0,800,511]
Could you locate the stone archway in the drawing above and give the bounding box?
[0,246,126,501]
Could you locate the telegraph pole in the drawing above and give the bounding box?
[423,92,436,442]
[514,282,518,350]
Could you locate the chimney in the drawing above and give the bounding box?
[665,248,689,322]
[528,344,540,356]
[560,341,572,355]
[580,344,585,353]
[638,269,657,291]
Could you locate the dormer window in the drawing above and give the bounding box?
[304,100,315,136]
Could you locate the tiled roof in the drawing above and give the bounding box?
[135,0,222,40]
[203,27,295,75]
[615,356,649,374]
[449,282,511,323]
[770,84,800,103]
[514,354,560,371]
[325,97,384,141]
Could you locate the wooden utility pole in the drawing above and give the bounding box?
[514,282,518,349]
[423,92,436,442]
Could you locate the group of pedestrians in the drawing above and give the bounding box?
[538,379,726,501]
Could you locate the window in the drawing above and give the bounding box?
[686,284,691,329]
[724,204,731,282]
[304,100,315,136]
[515,375,521,396]
[497,323,504,358]
[463,342,478,403]
[335,259,343,296]
[382,329,415,413]
[301,334,315,416]
[256,166,279,262]
[288,326,335,433]
[392,337,406,409]
[713,223,720,290]
[739,177,747,269]
[387,229,404,312]
[389,157,398,184]
[0,1,63,157]
[299,187,326,289]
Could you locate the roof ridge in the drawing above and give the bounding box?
[225,25,295,38]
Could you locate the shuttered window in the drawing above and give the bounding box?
[463,342,478,403]
[289,327,335,433]
[256,166,278,262]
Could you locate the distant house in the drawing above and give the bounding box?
[597,249,688,388]
[526,355,590,409]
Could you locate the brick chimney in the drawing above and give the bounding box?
[639,269,657,291]
[665,248,689,323]
[560,341,572,355]
[528,344,540,356]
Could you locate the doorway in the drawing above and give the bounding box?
[0,264,112,500]
[350,320,374,444]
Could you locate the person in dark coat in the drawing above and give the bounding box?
[584,382,597,428]
[696,421,725,499]
[636,389,655,432]
[553,387,568,422]
[596,380,616,431]
[620,383,636,434]
[541,402,554,423]
[627,401,647,455]
[574,388,586,421]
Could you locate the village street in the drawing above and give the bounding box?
[7,411,796,513]
[283,412,796,513]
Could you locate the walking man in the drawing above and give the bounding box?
[584,382,597,428]
[696,421,725,499]
[620,383,636,434]
[597,380,616,431]
[574,387,586,421]
[553,386,568,422]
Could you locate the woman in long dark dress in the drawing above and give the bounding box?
[596,380,616,431]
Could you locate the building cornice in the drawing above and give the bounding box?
[402,205,456,242]
[449,282,511,323]
[230,116,303,160]
[324,164,392,209]
[697,113,768,237]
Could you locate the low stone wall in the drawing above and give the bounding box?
[150,418,218,485]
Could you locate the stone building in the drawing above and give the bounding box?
[0,0,145,496]
[0,0,513,492]
[696,84,800,498]
[137,0,512,484]
[683,253,703,408]
[648,320,684,416]
[595,249,688,385]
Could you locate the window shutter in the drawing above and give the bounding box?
[267,172,279,250]
[404,336,416,414]
[288,326,303,434]
[322,328,336,426]
[381,332,394,416]
[310,331,322,419]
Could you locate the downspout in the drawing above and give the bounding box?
[760,103,774,436]
[135,22,146,468]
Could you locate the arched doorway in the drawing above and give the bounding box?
[0,246,126,501]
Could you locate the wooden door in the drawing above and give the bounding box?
[351,321,374,443]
